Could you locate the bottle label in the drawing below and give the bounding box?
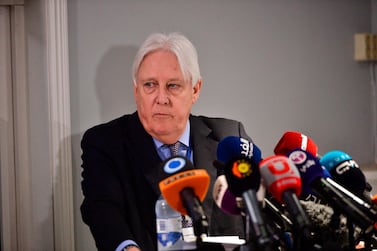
[181,215,196,242]
[157,217,182,248]
[156,217,182,233]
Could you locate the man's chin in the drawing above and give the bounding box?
[152,127,172,136]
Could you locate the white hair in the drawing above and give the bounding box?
[132,32,201,86]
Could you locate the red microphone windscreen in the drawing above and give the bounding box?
[274,131,318,157]
[259,155,302,203]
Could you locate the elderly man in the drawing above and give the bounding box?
[80,32,251,251]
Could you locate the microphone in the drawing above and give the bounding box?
[217,136,276,250]
[217,136,262,165]
[212,170,292,226]
[213,158,266,203]
[259,155,312,237]
[159,156,210,237]
[300,200,335,229]
[217,136,262,196]
[274,131,318,157]
[320,151,377,228]
[288,148,376,233]
[212,173,294,232]
[320,150,371,200]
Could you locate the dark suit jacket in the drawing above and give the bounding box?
[80,112,252,251]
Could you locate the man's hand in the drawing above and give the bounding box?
[125,246,141,251]
[128,247,140,251]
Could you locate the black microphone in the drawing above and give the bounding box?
[320,150,377,235]
[217,136,276,251]
[263,196,294,232]
[320,150,373,203]
[288,149,376,234]
[212,173,294,233]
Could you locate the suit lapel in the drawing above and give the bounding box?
[190,116,216,169]
[125,113,166,196]
[190,116,220,219]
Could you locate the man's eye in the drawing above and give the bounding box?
[167,83,178,89]
[144,82,156,88]
[142,82,157,94]
[167,83,184,94]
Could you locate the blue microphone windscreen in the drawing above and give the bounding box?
[288,148,326,197]
[217,136,262,164]
[320,150,352,172]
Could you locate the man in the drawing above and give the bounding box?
[80,32,252,251]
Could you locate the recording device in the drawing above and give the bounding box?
[216,136,262,195]
[217,136,276,250]
[259,155,311,237]
[212,172,293,232]
[320,150,377,230]
[159,156,210,237]
[274,131,318,157]
[320,150,372,200]
[288,148,376,234]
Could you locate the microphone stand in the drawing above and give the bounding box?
[347,219,356,251]
[238,214,257,251]
[242,190,276,251]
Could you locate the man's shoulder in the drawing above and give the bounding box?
[82,113,137,142]
[191,115,249,141]
[193,115,241,128]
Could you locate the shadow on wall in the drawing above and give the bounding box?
[95,45,139,123]
[73,44,139,250]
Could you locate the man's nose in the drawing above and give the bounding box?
[155,85,169,105]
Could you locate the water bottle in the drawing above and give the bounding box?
[155,196,184,250]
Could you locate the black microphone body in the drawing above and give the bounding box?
[226,157,276,251]
[325,177,377,223]
[282,190,311,235]
[180,188,209,237]
[320,151,377,224]
[217,136,277,251]
[263,197,293,231]
[289,149,376,234]
[312,177,375,233]
[242,189,274,250]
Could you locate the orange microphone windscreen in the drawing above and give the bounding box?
[159,169,210,215]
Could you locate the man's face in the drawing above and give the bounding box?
[134,50,201,144]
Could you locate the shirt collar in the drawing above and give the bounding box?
[153,121,190,149]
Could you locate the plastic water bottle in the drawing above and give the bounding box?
[155,196,184,250]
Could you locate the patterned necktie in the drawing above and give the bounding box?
[168,141,181,157]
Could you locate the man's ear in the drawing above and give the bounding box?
[192,79,202,103]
